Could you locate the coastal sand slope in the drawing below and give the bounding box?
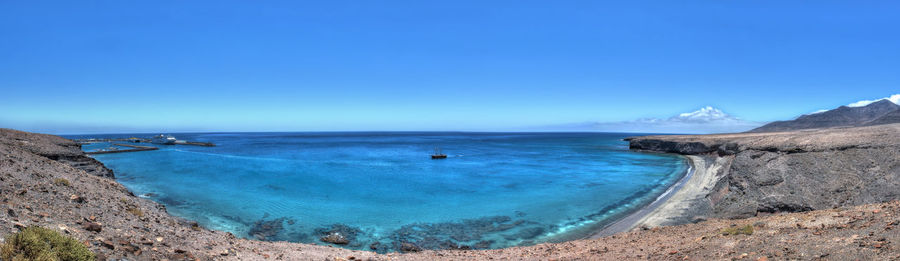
[633,155,728,228]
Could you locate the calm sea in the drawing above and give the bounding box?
[66,132,686,252]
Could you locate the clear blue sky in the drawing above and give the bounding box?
[2,1,899,134]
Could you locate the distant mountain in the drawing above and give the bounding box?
[749,99,900,132]
[865,109,900,126]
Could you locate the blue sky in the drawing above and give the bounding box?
[1,1,899,134]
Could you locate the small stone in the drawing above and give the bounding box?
[669,250,678,255]
[400,242,422,252]
[156,237,164,242]
[100,239,115,249]
[320,232,349,245]
[69,195,85,203]
[757,257,768,261]
[83,222,102,232]
[120,243,140,254]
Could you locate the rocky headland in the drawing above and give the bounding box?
[627,123,900,223]
[3,125,900,260]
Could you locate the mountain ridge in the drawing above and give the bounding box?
[749,99,900,132]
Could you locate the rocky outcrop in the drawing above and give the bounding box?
[628,123,900,220]
[0,128,113,178]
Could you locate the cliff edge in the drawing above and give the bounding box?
[627,123,900,221]
[0,129,113,178]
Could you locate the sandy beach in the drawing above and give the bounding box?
[590,154,726,237]
[631,155,725,227]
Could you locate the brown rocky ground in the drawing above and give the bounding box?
[3,127,900,260]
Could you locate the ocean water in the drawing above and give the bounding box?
[68,132,686,252]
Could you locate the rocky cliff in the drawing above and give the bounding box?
[628,123,900,220]
[0,129,113,178]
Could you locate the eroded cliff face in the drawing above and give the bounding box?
[0,128,113,178]
[628,124,900,220]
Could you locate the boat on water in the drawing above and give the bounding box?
[431,147,447,159]
[151,134,177,145]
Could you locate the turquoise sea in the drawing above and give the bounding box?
[67,132,686,252]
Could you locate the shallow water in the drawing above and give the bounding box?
[69,132,686,252]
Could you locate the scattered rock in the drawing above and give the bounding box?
[400,242,422,252]
[220,248,236,256]
[120,243,141,255]
[248,217,286,241]
[321,232,350,245]
[83,222,102,232]
[315,224,361,246]
[13,221,26,230]
[100,239,115,249]
[138,238,154,245]
[69,194,85,203]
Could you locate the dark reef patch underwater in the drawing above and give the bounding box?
[69,132,687,252]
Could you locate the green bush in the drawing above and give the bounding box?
[720,224,754,236]
[126,206,144,217]
[0,226,95,261]
[53,178,70,187]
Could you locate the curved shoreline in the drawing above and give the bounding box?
[82,135,691,251]
[8,126,900,259]
[588,154,698,238]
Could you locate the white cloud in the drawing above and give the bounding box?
[545,106,762,134]
[847,94,900,107]
[805,109,829,115]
